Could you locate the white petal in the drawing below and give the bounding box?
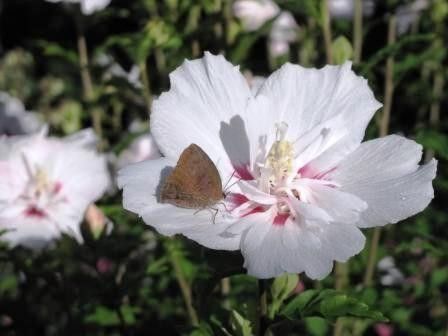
[244,95,277,172]
[287,194,332,222]
[300,181,368,223]
[0,217,59,248]
[258,61,381,148]
[117,158,173,215]
[226,210,272,234]
[50,143,110,207]
[141,206,240,250]
[81,0,110,14]
[63,128,98,149]
[118,158,239,250]
[233,0,280,31]
[0,215,82,249]
[238,180,277,205]
[241,215,365,279]
[330,135,437,227]
[151,52,253,178]
[281,220,365,279]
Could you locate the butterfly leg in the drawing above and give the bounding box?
[193,207,219,224]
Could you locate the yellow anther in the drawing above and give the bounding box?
[35,168,50,194]
[265,123,294,185]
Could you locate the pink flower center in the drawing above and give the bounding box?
[24,206,47,218]
[225,123,338,227]
[19,166,67,219]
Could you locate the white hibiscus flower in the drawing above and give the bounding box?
[233,0,298,57]
[0,128,110,248]
[118,52,436,280]
[329,0,375,19]
[45,0,111,15]
[116,134,161,169]
[0,92,43,136]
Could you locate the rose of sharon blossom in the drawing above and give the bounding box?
[116,134,161,169]
[45,0,110,15]
[233,0,298,57]
[118,53,436,279]
[233,0,279,31]
[395,0,429,35]
[329,0,375,19]
[0,128,109,248]
[0,92,42,136]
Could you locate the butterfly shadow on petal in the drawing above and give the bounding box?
[219,115,250,176]
[155,165,174,203]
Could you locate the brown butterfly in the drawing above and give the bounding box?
[160,144,225,209]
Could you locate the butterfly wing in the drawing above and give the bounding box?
[161,144,223,208]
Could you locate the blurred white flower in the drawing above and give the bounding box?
[0,92,42,136]
[377,256,395,270]
[116,134,161,169]
[396,0,429,35]
[64,128,98,149]
[233,0,298,57]
[96,54,142,89]
[233,0,279,31]
[45,0,111,15]
[0,128,110,248]
[378,256,405,286]
[128,119,149,133]
[119,53,436,280]
[268,12,298,57]
[329,0,375,19]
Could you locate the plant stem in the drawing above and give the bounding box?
[424,71,444,161]
[221,277,231,309]
[333,262,349,336]
[364,14,396,288]
[321,0,333,64]
[76,26,102,138]
[139,60,152,116]
[353,0,363,63]
[167,240,199,327]
[257,279,268,336]
[77,32,94,100]
[379,15,396,138]
[191,39,201,58]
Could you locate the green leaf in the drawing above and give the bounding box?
[281,290,387,322]
[146,256,169,275]
[84,305,140,326]
[120,305,140,325]
[190,321,215,336]
[304,317,329,336]
[230,310,253,336]
[360,33,435,76]
[269,273,299,318]
[36,40,78,65]
[230,17,275,64]
[85,306,120,326]
[202,0,222,14]
[281,289,319,319]
[416,130,448,159]
[332,36,353,65]
[430,269,448,289]
[319,293,388,321]
[0,274,18,295]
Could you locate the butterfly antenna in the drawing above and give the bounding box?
[223,176,243,194]
[223,169,236,190]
